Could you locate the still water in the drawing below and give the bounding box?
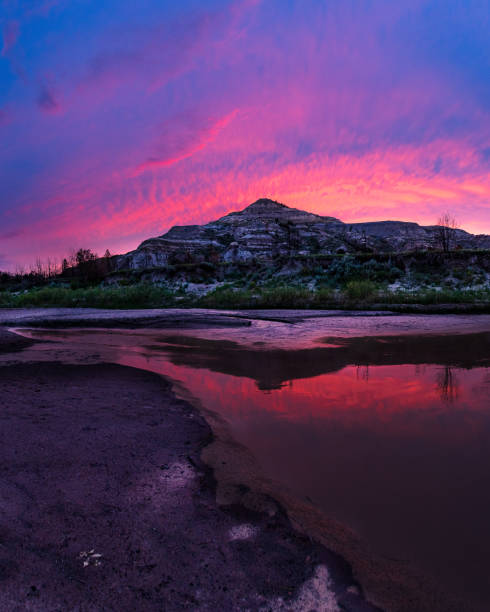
[17,326,490,609]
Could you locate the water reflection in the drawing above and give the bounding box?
[14,328,490,609]
[436,366,459,402]
[356,365,370,381]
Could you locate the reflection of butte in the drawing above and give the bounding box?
[155,333,490,391]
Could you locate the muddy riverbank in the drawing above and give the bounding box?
[2,309,489,610]
[0,328,375,611]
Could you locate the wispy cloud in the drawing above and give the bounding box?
[37,84,60,112]
[1,20,19,56]
[136,110,238,173]
[0,0,488,268]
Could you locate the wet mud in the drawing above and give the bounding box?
[0,329,375,611]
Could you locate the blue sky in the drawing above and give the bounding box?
[1,0,489,268]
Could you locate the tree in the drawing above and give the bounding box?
[436,212,459,252]
[75,248,98,281]
[35,257,44,279]
[102,249,114,274]
[75,248,97,267]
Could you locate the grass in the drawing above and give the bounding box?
[198,285,490,310]
[198,286,335,309]
[344,280,378,300]
[0,282,489,311]
[379,288,489,305]
[0,285,176,309]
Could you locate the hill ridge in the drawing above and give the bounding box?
[116,198,490,271]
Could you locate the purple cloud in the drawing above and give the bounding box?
[1,20,19,56]
[0,0,489,270]
[37,84,60,112]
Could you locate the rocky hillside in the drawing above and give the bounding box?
[116,198,490,270]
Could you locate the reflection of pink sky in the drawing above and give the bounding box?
[12,327,490,604]
[116,351,489,442]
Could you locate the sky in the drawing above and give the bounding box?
[0,0,489,270]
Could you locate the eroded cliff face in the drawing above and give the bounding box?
[115,198,490,271]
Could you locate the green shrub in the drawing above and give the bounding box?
[1,278,489,311]
[0,284,177,309]
[344,280,378,301]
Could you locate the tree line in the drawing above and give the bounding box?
[0,247,115,286]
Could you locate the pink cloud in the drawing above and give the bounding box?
[135,110,239,174]
[1,0,489,270]
[6,133,489,270]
